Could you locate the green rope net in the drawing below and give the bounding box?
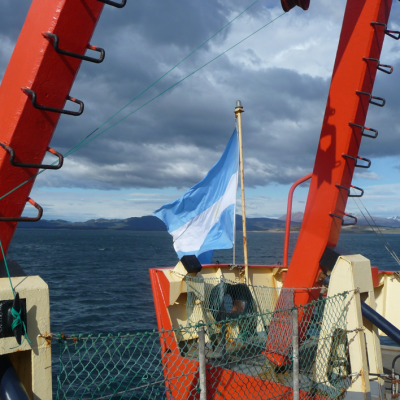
[183,274,295,327]
[52,289,351,400]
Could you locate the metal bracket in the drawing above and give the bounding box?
[342,154,371,169]
[43,33,105,64]
[0,198,43,222]
[22,88,84,116]
[0,295,27,343]
[363,57,393,74]
[348,122,378,139]
[229,264,244,270]
[356,90,386,107]
[330,213,357,226]
[97,0,127,8]
[371,22,400,40]
[0,143,63,170]
[335,184,364,198]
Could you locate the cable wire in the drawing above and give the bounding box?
[64,13,285,157]
[351,190,400,266]
[0,11,286,203]
[73,0,263,147]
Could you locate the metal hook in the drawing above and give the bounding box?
[371,22,400,40]
[43,33,105,64]
[342,154,371,169]
[97,0,127,8]
[356,90,385,107]
[363,57,393,74]
[335,184,364,198]
[0,198,43,222]
[348,122,378,139]
[330,213,357,226]
[0,143,63,170]
[22,88,84,116]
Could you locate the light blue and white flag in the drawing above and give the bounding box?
[154,129,239,264]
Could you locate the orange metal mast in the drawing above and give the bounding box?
[0,0,126,256]
[282,0,394,305]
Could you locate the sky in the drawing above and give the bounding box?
[1,0,400,222]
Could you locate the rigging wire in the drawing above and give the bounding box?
[72,0,263,147]
[64,12,286,157]
[0,11,286,203]
[351,189,400,266]
[0,237,32,346]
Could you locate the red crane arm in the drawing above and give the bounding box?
[0,0,105,255]
[283,0,393,304]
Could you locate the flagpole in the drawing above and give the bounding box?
[234,100,248,284]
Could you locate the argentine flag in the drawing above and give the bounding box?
[154,129,239,264]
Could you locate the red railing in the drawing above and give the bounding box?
[282,172,312,267]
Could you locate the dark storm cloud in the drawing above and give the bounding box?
[0,0,30,39]
[357,58,400,159]
[2,0,400,194]
[42,63,330,189]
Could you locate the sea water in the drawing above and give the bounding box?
[7,229,400,334]
[6,229,400,393]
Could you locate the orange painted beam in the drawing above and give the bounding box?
[0,0,105,255]
[283,0,393,304]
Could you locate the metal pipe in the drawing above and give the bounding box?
[235,100,248,284]
[390,355,400,397]
[292,308,299,400]
[361,302,400,346]
[0,355,30,400]
[283,173,312,267]
[198,325,207,400]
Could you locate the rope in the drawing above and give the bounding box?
[0,238,14,297]
[351,190,400,266]
[10,308,32,347]
[67,0,263,151]
[54,291,350,399]
[0,11,286,203]
[64,13,286,156]
[0,238,31,346]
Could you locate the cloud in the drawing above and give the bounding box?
[2,0,400,219]
[353,171,381,181]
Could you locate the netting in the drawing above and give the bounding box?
[52,290,352,400]
[183,274,295,327]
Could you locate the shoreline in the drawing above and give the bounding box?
[16,227,400,234]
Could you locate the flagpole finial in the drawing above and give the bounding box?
[234,100,244,116]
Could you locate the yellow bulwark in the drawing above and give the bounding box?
[0,275,51,399]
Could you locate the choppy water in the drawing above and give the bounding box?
[6,229,400,394]
[7,229,400,334]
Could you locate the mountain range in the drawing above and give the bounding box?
[278,212,400,228]
[16,212,400,231]
[17,215,298,231]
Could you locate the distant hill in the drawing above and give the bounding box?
[236,215,300,231]
[278,212,304,223]
[17,214,300,231]
[18,216,167,231]
[17,212,399,231]
[279,212,400,228]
